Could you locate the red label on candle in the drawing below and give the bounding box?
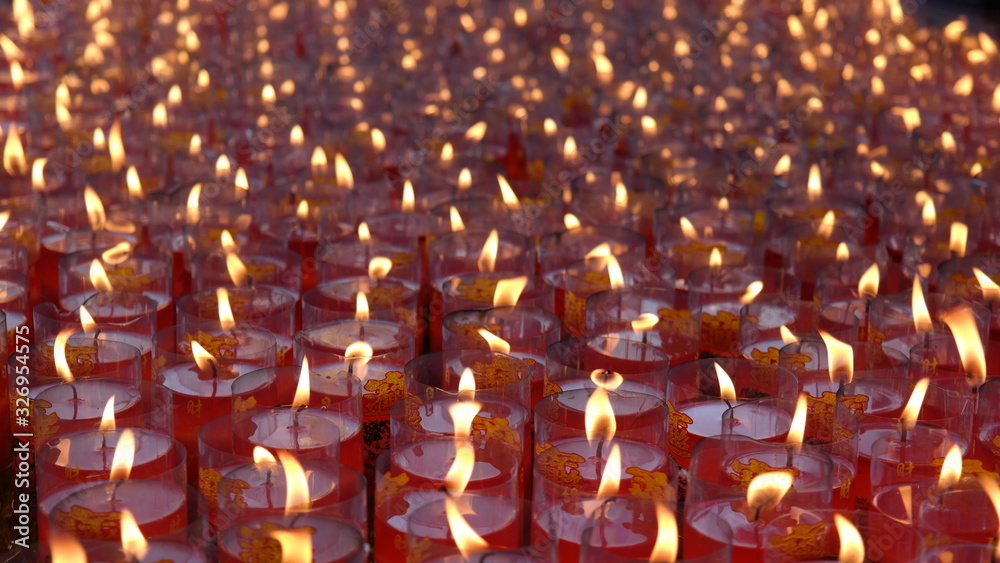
[473,415,520,450]
[452,278,500,303]
[105,266,152,292]
[700,311,740,354]
[234,395,259,413]
[33,398,59,444]
[200,466,225,523]
[234,521,317,559]
[667,402,694,460]
[51,505,122,540]
[535,443,586,488]
[767,521,828,559]
[928,457,998,479]
[470,357,521,388]
[542,377,563,398]
[625,467,672,500]
[39,343,98,378]
[362,370,406,417]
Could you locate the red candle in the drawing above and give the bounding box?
[49,479,188,540]
[217,514,368,563]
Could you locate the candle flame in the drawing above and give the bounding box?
[859,264,880,298]
[921,199,936,227]
[493,276,528,307]
[592,52,613,85]
[84,186,107,231]
[440,142,454,162]
[120,509,148,560]
[631,312,659,333]
[402,180,415,213]
[99,395,116,432]
[277,451,311,515]
[186,183,201,224]
[152,102,167,127]
[585,387,617,445]
[477,229,499,273]
[295,200,309,223]
[345,341,373,380]
[449,206,466,232]
[787,394,808,454]
[269,529,312,563]
[679,217,698,239]
[774,154,791,176]
[894,107,921,133]
[368,256,392,280]
[714,362,736,401]
[458,167,472,191]
[746,471,794,515]
[871,75,885,96]
[938,444,963,490]
[253,446,277,465]
[215,154,231,178]
[833,514,864,563]
[836,243,850,261]
[940,305,986,388]
[718,197,730,212]
[445,403,480,494]
[477,328,511,354]
[110,428,135,480]
[597,443,622,497]
[357,222,371,242]
[819,330,854,384]
[709,247,723,268]
[563,136,579,160]
[189,134,201,156]
[3,126,26,176]
[779,325,798,345]
[940,131,957,153]
[901,377,931,434]
[334,153,354,189]
[497,174,520,210]
[49,534,87,563]
[90,259,113,292]
[55,330,75,383]
[371,128,386,152]
[465,121,487,142]
[289,125,304,148]
[614,182,628,212]
[109,119,124,172]
[972,268,1000,301]
[31,157,46,191]
[190,342,218,379]
[458,367,477,401]
[291,358,311,409]
[446,496,490,557]
[226,252,249,287]
[355,291,370,321]
[807,164,822,200]
[912,278,933,333]
[550,47,570,74]
[949,222,968,257]
[817,210,835,239]
[125,166,143,200]
[310,146,328,177]
[740,281,764,305]
[649,503,678,563]
[214,288,235,330]
[564,213,581,230]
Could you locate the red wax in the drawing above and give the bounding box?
[670,401,790,467]
[33,380,143,445]
[407,495,522,556]
[684,500,770,563]
[214,460,339,529]
[533,497,657,562]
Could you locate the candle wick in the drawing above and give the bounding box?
[724,399,734,421]
[785,444,795,468]
[289,512,305,527]
[65,380,79,402]
[900,419,908,443]
[93,328,102,346]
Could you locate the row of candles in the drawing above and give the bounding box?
[2,0,1000,561]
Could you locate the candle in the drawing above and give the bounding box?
[406,494,522,561]
[217,513,368,563]
[665,358,799,468]
[48,478,188,540]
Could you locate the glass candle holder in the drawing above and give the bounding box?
[36,427,186,538]
[217,513,368,563]
[176,285,296,365]
[189,241,303,300]
[536,225,646,279]
[436,274,555,348]
[762,508,925,563]
[58,246,173,329]
[303,278,419,334]
[657,227,763,291]
[586,286,701,366]
[764,194,866,268]
[543,336,672,402]
[579,498,731,562]
[683,435,834,563]
[230,365,364,474]
[405,494,524,560]
[867,290,990,357]
[315,240,422,291]
[23,336,143,447]
[665,358,799,468]
[404,350,530,410]
[153,321,277,480]
[62,525,211,563]
[35,293,159,381]
[739,299,828,363]
[688,265,802,358]
[918,480,1000,548]
[839,378,973,509]
[558,256,651,337]
[48,476,189,542]
[294,319,415,477]
[374,445,519,563]
[779,222,872,300]
[918,544,999,562]
[0,268,31,344]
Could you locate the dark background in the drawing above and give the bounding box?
[926,0,1000,30]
